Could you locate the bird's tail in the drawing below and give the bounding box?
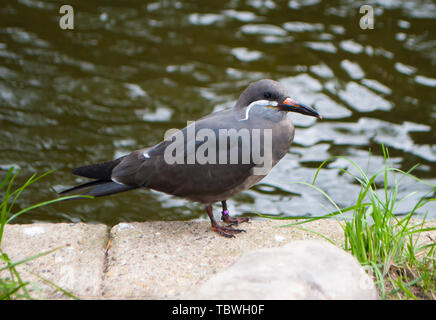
[59,156,137,198]
[59,179,137,198]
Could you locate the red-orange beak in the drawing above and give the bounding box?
[278,97,322,119]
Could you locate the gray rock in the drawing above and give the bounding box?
[185,240,378,300]
[1,221,384,299]
[102,220,344,299]
[1,223,108,299]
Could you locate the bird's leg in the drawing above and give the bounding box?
[221,201,250,226]
[205,204,245,238]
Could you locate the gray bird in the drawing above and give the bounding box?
[60,79,321,237]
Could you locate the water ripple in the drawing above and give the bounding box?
[1,0,434,223]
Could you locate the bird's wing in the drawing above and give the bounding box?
[111,110,269,198]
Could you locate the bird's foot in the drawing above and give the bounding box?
[221,210,250,226]
[211,223,246,238]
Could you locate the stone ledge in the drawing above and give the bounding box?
[102,219,344,299]
[2,219,431,299]
[1,223,108,298]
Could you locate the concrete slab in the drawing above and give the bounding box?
[1,223,108,299]
[3,218,433,299]
[102,219,344,299]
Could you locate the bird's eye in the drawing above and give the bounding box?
[264,92,272,99]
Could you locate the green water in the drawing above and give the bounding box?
[1,0,435,225]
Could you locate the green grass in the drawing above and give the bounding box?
[263,146,436,299]
[0,167,90,299]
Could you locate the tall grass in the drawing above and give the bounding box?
[267,146,436,299]
[0,167,89,299]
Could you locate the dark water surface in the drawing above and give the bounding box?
[1,0,435,224]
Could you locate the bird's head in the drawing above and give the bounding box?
[235,79,322,120]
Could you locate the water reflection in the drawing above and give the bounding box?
[0,0,434,224]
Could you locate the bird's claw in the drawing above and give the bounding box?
[221,215,250,226]
[212,224,246,238]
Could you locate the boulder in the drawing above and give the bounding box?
[185,239,378,300]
